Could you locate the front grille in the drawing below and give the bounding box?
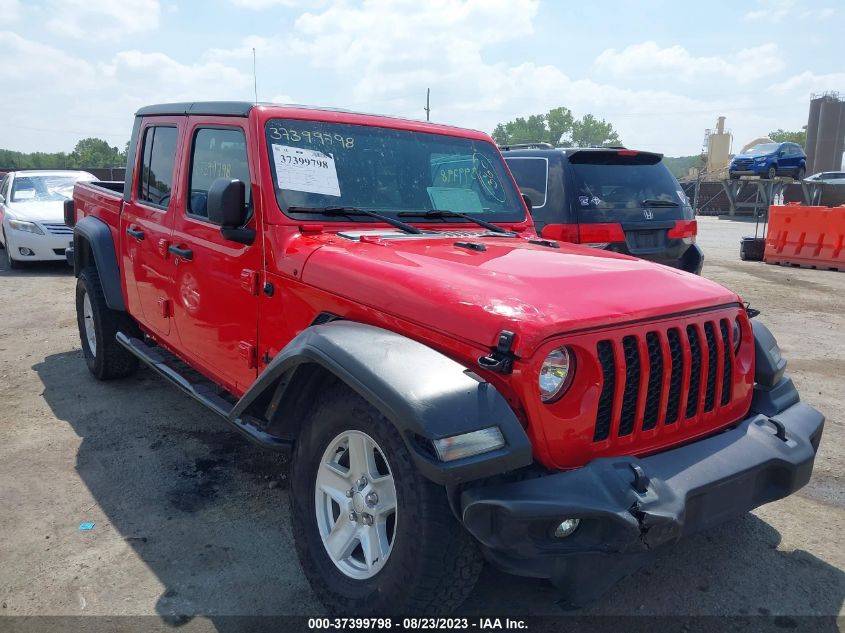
[732,159,754,170]
[43,223,73,235]
[593,316,738,442]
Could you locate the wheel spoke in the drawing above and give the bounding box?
[371,474,397,514]
[324,514,359,562]
[347,433,377,479]
[360,522,389,573]
[316,462,352,505]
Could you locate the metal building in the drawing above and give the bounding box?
[804,96,825,173]
[807,93,845,174]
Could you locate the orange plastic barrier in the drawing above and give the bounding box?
[765,205,845,271]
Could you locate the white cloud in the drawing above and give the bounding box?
[230,0,327,8]
[594,41,784,83]
[46,0,160,40]
[769,70,845,95]
[745,0,835,22]
[0,0,21,21]
[0,32,252,151]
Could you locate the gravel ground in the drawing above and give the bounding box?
[0,216,842,625]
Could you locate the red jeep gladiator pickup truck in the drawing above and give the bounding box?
[66,102,823,614]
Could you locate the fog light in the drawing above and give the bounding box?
[18,247,35,257]
[554,518,580,538]
[432,427,505,462]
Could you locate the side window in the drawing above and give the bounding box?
[0,176,9,200]
[188,127,251,221]
[138,126,178,208]
[504,157,548,209]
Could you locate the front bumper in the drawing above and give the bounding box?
[4,225,73,262]
[460,396,823,604]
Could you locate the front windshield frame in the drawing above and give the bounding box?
[264,118,526,224]
[10,174,88,203]
[745,143,780,156]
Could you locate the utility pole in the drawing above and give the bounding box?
[252,48,258,104]
[424,88,430,121]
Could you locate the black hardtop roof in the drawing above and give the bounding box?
[135,101,255,117]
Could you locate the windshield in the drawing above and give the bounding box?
[265,119,525,223]
[745,143,780,156]
[10,174,90,203]
[569,160,686,213]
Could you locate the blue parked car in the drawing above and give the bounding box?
[729,142,806,180]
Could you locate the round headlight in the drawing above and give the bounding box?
[539,347,574,403]
[732,318,742,352]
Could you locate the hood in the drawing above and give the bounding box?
[4,200,66,223]
[300,232,740,357]
[733,152,773,160]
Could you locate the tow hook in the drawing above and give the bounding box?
[629,463,650,494]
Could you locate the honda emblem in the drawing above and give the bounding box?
[643,209,654,220]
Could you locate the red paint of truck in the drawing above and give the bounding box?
[70,104,754,470]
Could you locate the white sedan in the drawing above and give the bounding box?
[0,170,96,268]
[804,171,845,185]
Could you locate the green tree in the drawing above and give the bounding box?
[568,114,622,148]
[492,107,621,147]
[768,128,807,148]
[70,138,125,168]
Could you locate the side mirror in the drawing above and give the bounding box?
[207,178,254,245]
[521,193,533,213]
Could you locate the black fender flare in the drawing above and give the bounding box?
[73,216,125,311]
[231,321,533,485]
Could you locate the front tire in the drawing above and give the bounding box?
[797,166,806,181]
[2,229,23,270]
[76,266,139,380]
[290,383,483,615]
[767,165,777,180]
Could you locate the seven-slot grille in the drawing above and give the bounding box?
[593,316,736,442]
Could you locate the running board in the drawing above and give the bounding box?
[116,333,290,450]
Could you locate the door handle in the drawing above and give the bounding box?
[126,227,145,240]
[167,244,193,260]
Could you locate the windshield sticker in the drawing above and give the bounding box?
[579,195,590,206]
[272,144,341,197]
[427,187,484,214]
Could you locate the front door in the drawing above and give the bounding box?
[120,120,183,338]
[170,119,262,394]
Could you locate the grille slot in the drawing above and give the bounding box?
[719,320,733,406]
[642,332,663,430]
[703,322,719,412]
[685,325,702,419]
[594,341,615,441]
[618,336,640,436]
[43,223,73,235]
[666,328,683,425]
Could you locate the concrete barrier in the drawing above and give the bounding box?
[765,205,845,271]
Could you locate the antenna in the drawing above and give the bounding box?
[424,88,430,121]
[252,48,258,104]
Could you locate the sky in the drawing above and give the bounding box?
[0,0,842,156]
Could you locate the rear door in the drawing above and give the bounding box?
[169,118,262,393]
[120,119,183,338]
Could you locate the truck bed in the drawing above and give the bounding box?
[70,179,124,233]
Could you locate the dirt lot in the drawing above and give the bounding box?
[0,217,843,624]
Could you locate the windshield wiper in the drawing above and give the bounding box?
[396,210,512,234]
[287,206,422,235]
[640,199,679,208]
